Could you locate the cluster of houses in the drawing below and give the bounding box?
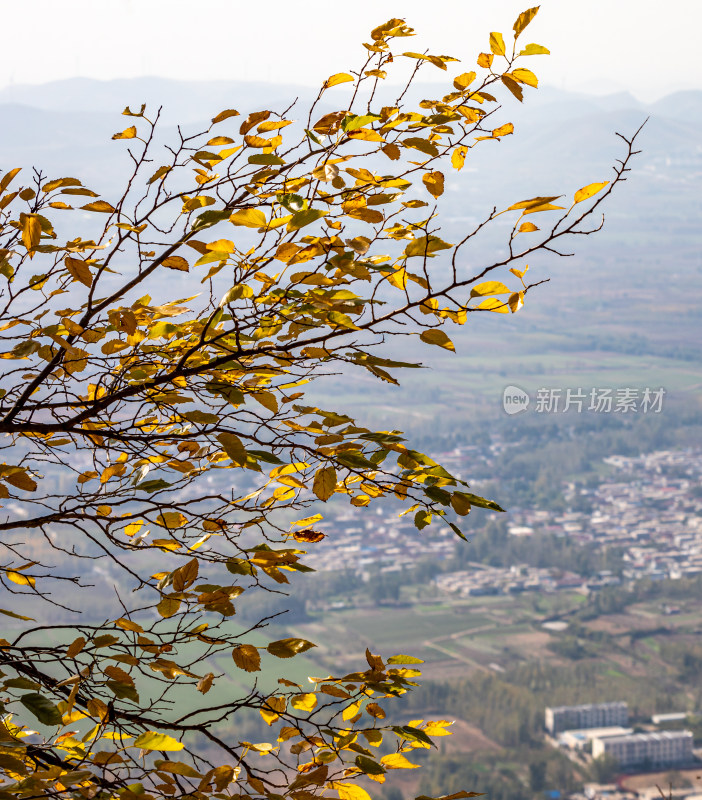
[302,448,702,599]
[434,564,585,597]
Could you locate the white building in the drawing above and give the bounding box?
[545,702,629,735]
[559,727,633,751]
[592,730,693,768]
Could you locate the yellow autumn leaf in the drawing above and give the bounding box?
[451,146,468,171]
[492,123,514,138]
[312,466,336,501]
[477,52,494,69]
[381,753,419,769]
[508,292,524,313]
[419,329,455,351]
[453,71,476,90]
[232,644,261,672]
[470,281,510,297]
[5,570,35,587]
[162,256,189,272]
[66,636,87,658]
[324,72,355,89]
[574,181,609,204]
[335,783,372,800]
[156,596,181,618]
[386,267,407,290]
[211,108,240,125]
[260,696,286,725]
[511,67,538,87]
[513,6,540,37]
[290,693,317,712]
[346,129,385,142]
[65,256,93,287]
[133,732,184,751]
[112,126,137,140]
[230,208,267,228]
[100,464,126,484]
[156,511,188,530]
[21,214,41,257]
[4,470,38,492]
[489,32,506,56]
[422,171,444,198]
[477,297,509,313]
[217,432,247,465]
[81,201,115,213]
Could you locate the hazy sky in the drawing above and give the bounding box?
[2,0,699,101]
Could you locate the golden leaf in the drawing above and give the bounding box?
[366,702,386,718]
[422,171,444,198]
[518,43,550,56]
[451,146,468,171]
[114,617,143,632]
[386,267,407,289]
[5,470,37,492]
[419,329,455,351]
[100,464,126,484]
[0,167,21,193]
[134,732,183,751]
[87,698,109,721]
[477,297,509,313]
[112,126,137,140]
[156,511,188,530]
[293,528,326,543]
[291,693,317,711]
[381,143,401,160]
[172,558,199,592]
[230,208,267,228]
[451,493,471,515]
[162,256,189,272]
[21,215,41,257]
[381,753,418,769]
[502,74,524,102]
[492,123,514,138]
[453,71,477,90]
[217,432,247,466]
[347,128,385,142]
[211,108,240,125]
[5,570,35,587]
[232,644,261,672]
[335,783,372,800]
[470,281,510,298]
[312,466,337,501]
[508,291,524,313]
[513,6,540,38]
[477,52,494,69]
[81,201,115,213]
[324,73,355,89]
[511,67,538,87]
[489,32,506,56]
[574,181,609,204]
[66,636,87,658]
[156,596,181,618]
[239,110,270,135]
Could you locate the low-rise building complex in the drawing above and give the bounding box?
[591,730,693,768]
[545,702,629,735]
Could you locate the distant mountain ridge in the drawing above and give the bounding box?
[2,78,699,195]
